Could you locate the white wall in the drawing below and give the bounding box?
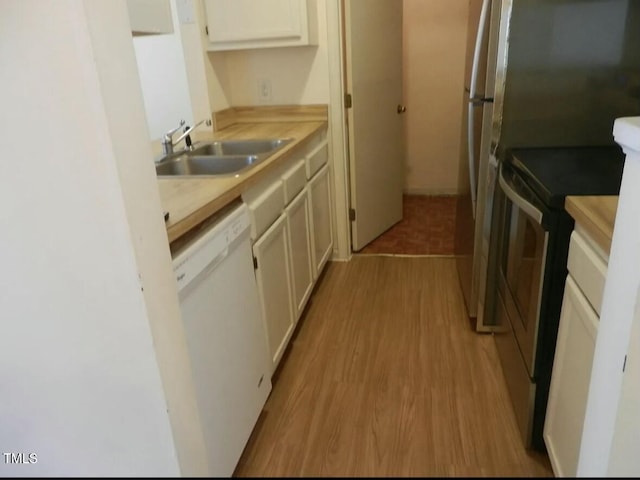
[176,0,213,125]
[403,0,468,195]
[0,1,207,476]
[578,117,640,477]
[205,1,331,109]
[133,0,211,142]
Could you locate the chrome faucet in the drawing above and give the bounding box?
[161,119,185,155]
[161,118,212,155]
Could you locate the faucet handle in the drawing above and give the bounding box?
[184,125,193,149]
[173,118,212,148]
[164,119,186,141]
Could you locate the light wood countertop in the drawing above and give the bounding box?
[565,195,619,255]
[157,110,327,244]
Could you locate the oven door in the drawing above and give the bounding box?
[497,164,550,377]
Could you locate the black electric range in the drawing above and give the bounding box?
[490,145,625,452]
[504,145,626,208]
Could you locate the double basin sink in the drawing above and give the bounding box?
[155,138,293,177]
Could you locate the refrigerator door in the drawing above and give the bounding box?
[498,0,640,149]
[467,0,492,214]
[455,0,492,321]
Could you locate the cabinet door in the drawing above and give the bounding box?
[253,214,294,372]
[203,0,316,51]
[286,187,314,322]
[127,0,174,35]
[308,164,333,278]
[544,274,599,477]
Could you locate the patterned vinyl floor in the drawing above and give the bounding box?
[358,195,457,256]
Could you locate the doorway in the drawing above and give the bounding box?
[342,0,404,252]
[341,0,468,257]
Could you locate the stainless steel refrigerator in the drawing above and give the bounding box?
[455,0,640,331]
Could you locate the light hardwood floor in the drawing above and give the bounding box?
[235,256,553,477]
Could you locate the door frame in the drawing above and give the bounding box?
[325,0,352,260]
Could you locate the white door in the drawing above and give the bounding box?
[345,0,404,251]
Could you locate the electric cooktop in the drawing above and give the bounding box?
[504,146,625,209]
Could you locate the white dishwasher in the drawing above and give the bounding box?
[172,203,271,477]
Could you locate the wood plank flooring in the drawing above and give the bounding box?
[234,257,553,477]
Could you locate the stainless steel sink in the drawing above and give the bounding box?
[190,138,293,157]
[155,137,293,177]
[156,154,260,176]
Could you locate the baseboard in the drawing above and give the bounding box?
[330,251,352,262]
[403,187,458,196]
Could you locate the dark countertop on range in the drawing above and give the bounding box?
[505,146,625,208]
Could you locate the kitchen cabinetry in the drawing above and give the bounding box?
[286,187,314,321]
[127,0,174,35]
[252,213,295,370]
[544,228,608,477]
[243,130,330,372]
[202,0,318,51]
[308,164,333,277]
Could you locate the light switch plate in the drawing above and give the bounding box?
[257,78,272,103]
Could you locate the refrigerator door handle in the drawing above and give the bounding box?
[469,95,494,105]
[467,0,491,220]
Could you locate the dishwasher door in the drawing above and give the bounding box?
[173,204,271,476]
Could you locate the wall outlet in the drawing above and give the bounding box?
[257,78,272,103]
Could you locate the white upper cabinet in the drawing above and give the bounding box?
[127,0,174,35]
[202,0,318,51]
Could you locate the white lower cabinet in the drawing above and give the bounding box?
[544,229,606,477]
[252,213,295,372]
[244,130,331,372]
[308,164,333,277]
[544,275,599,477]
[286,188,314,321]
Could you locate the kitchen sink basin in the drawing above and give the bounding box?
[190,138,293,157]
[156,154,260,176]
[155,137,293,177]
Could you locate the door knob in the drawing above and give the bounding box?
[397,105,407,114]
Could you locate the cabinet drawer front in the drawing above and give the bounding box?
[282,159,307,204]
[246,180,285,240]
[567,230,608,316]
[305,140,328,179]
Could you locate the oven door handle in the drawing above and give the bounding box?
[498,164,544,225]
